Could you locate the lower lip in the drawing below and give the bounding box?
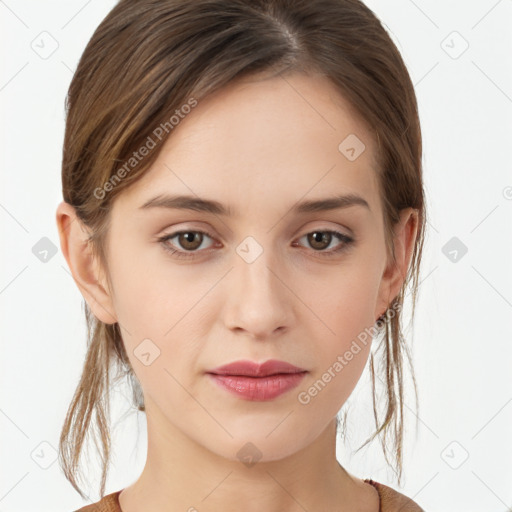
[207,372,307,401]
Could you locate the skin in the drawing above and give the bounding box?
[57,71,418,512]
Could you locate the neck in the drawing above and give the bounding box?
[118,405,372,512]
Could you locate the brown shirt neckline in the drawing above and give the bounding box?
[74,478,424,511]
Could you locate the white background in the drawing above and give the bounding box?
[1,1,511,511]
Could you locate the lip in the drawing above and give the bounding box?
[208,359,306,377]
[206,359,307,401]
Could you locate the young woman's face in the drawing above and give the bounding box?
[100,72,399,462]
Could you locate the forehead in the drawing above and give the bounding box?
[113,71,382,219]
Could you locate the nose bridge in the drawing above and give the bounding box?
[234,233,281,295]
[224,232,293,335]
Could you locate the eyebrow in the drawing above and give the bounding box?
[139,193,371,216]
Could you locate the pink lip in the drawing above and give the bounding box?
[209,359,306,377]
[206,359,307,401]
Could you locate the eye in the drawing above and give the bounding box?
[293,230,354,257]
[157,228,354,260]
[158,229,217,259]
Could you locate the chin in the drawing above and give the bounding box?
[200,426,316,466]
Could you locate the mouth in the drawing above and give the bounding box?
[206,359,307,401]
[207,359,307,377]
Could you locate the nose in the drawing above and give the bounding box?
[222,240,296,340]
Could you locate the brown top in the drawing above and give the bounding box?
[74,479,425,511]
[363,479,425,511]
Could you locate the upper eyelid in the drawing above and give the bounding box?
[160,220,353,238]
[160,227,352,247]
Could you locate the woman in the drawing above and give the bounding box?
[56,0,427,510]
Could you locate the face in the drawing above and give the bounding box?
[89,72,405,462]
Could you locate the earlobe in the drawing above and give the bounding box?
[375,208,419,321]
[55,201,118,325]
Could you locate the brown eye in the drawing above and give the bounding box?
[177,231,204,251]
[307,231,333,250]
[159,228,354,261]
[159,229,216,259]
[295,229,354,257]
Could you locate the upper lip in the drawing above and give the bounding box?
[207,359,307,377]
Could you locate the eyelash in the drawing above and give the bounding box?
[157,228,354,260]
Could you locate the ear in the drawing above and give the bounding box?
[374,207,419,321]
[56,201,118,324]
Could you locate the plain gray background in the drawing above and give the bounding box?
[1,1,511,511]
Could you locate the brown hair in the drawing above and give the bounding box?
[59,0,426,500]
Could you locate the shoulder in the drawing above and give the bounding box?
[364,479,425,511]
[73,490,123,512]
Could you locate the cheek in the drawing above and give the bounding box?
[108,238,201,332]
[302,268,380,398]
[107,242,211,379]
[309,264,381,339]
